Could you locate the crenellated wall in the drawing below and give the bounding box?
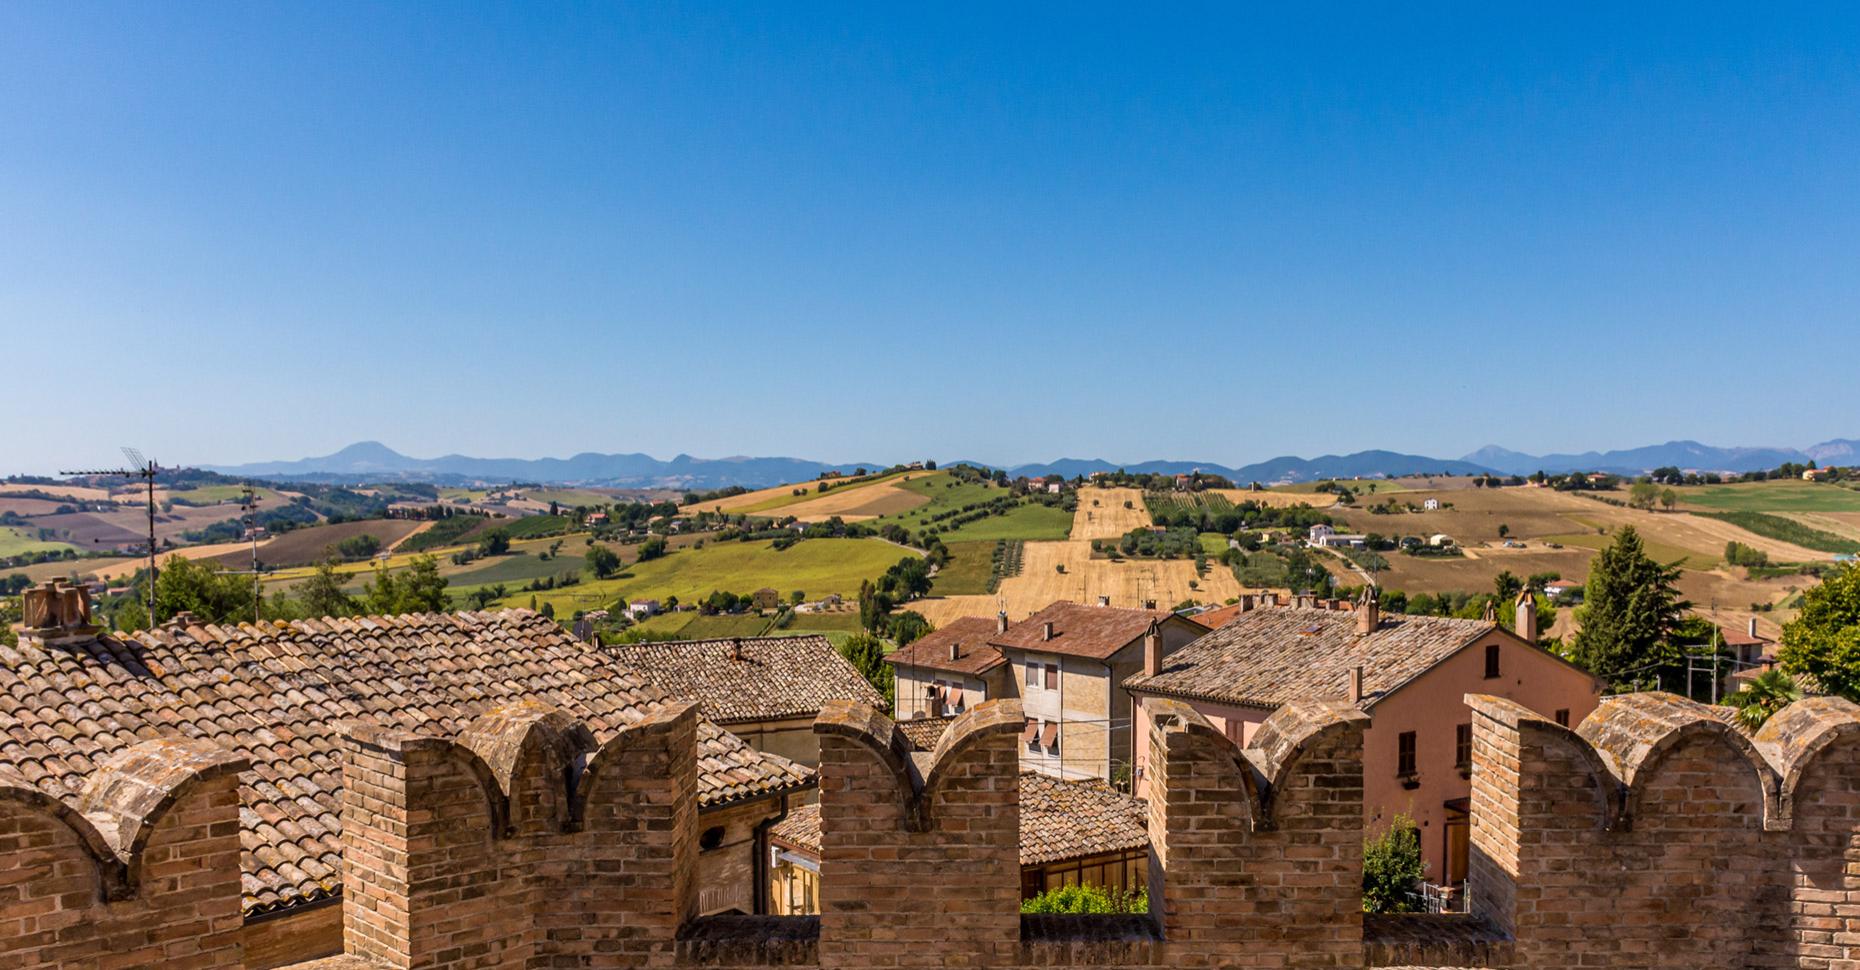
[10,690,1860,969]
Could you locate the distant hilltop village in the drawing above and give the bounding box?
[4,459,1860,967]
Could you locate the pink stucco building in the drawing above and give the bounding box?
[1124,590,1604,888]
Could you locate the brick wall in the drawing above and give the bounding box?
[14,691,1860,969]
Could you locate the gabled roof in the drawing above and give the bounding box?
[0,610,813,919]
[884,616,1007,676]
[769,771,1146,867]
[1124,606,1551,710]
[601,634,882,724]
[990,601,1191,662]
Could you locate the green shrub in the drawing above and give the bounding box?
[1020,883,1148,914]
[1362,813,1426,913]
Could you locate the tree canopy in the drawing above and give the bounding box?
[1780,562,1860,700]
[1568,527,1689,690]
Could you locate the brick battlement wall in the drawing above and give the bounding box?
[6,689,1860,969]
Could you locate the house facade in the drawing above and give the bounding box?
[885,616,1012,720]
[1124,589,1604,889]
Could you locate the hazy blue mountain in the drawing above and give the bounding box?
[1806,439,1860,464]
[1461,440,1827,476]
[205,442,883,490]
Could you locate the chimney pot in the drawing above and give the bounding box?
[1357,587,1380,636]
[1749,617,1759,639]
[729,638,743,661]
[1514,591,1537,643]
[1239,594,1256,612]
[1097,595,1111,607]
[949,642,960,662]
[1143,624,1164,678]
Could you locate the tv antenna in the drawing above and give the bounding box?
[59,447,161,624]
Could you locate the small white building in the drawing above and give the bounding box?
[1308,523,1367,549]
[625,599,661,620]
[1428,534,1455,547]
[1422,498,1441,511]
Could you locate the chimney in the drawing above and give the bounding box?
[729,638,743,662]
[1262,592,1279,608]
[17,580,100,645]
[1239,594,1256,612]
[1097,595,1111,607]
[1749,617,1760,639]
[1143,599,1157,611]
[1356,586,1380,636]
[168,610,201,631]
[1347,665,1364,704]
[1515,591,1538,643]
[997,611,1009,635]
[1143,623,1164,678]
[1482,599,1498,623]
[1041,621,1055,642]
[949,642,961,662]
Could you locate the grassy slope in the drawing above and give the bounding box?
[932,540,997,595]
[0,526,78,558]
[938,503,1074,542]
[517,537,913,615]
[1695,510,1860,555]
[1680,481,1860,513]
[730,470,916,515]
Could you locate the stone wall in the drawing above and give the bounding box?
[11,691,1860,969]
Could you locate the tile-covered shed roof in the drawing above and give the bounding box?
[0,610,812,918]
[991,601,1194,662]
[601,634,882,724]
[884,616,1008,676]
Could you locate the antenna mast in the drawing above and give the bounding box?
[58,447,161,624]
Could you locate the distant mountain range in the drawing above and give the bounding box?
[201,438,1860,490]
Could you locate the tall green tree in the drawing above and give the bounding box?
[585,545,621,579]
[1779,562,1860,699]
[295,557,358,618]
[1568,527,1689,689]
[362,554,451,615]
[838,632,894,710]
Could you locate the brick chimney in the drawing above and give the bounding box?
[949,642,961,662]
[1239,594,1256,612]
[1143,622,1164,678]
[16,580,99,645]
[729,638,743,662]
[1483,599,1498,622]
[924,683,944,718]
[1515,591,1538,643]
[1262,592,1279,608]
[1346,665,1364,704]
[996,611,1009,635]
[1356,586,1379,636]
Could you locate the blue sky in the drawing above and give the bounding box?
[4,3,1858,474]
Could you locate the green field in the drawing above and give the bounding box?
[936,502,1074,542]
[869,473,1001,528]
[1680,481,1860,513]
[166,484,290,506]
[1198,532,1231,555]
[931,541,998,595]
[511,537,915,615]
[0,527,77,558]
[1694,510,1860,555]
[866,472,1072,542]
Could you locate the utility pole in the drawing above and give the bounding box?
[60,447,160,624]
[241,486,262,622]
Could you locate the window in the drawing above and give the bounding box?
[699,826,726,852]
[1555,709,1571,727]
[1398,731,1417,777]
[1455,723,1472,771]
[1484,644,1501,679]
[1044,663,1059,690]
[1026,662,1040,688]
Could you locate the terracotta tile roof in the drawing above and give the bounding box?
[1123,606,1500,710]
[600,635,882,724]
[895,714,957,750]
[884,617,1007,676]
[1719,624,1770,648]
[1191,603,1247,630]
[0,610,813,919]
[769,772,1146,867]
[990,601,1187,662]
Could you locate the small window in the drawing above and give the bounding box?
[1555,709,1571,727]
[699,826,726,852]
[1484,644,1501,679]
[1455,723,1472,771]
[1398,731,1417,777]
[1044,663,1058,690]
[1026,662,1040,688]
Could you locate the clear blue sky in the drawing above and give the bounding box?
[5,3,1857,474]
